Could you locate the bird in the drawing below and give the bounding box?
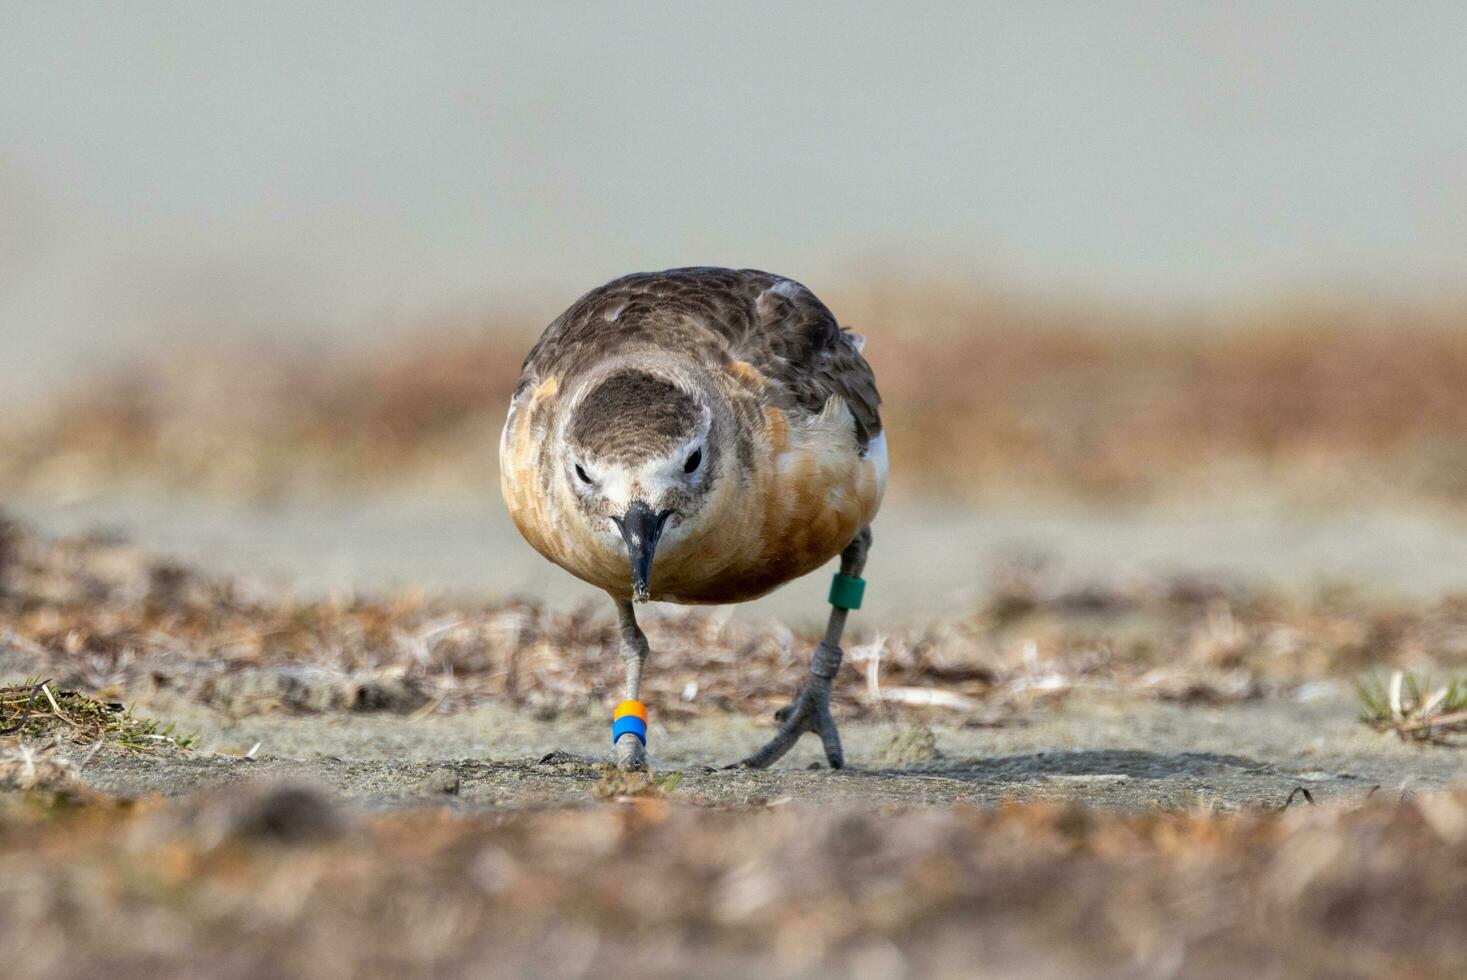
[500,267,886,770]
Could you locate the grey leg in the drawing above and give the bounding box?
[735,526,872,770]
[615,597,651,770]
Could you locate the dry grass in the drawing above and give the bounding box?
[4,514,1467,725]
[1359,670,1467,744]
[0,681,195,751]
[7,290,1467,506]
[590,765,683,801]
[3,781,1467,978]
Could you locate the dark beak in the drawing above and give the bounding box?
[612,501,671,602]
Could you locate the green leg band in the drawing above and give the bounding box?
[829,572,866,610]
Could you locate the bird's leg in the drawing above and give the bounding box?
[735,526,872,770]
[615,597,651,770]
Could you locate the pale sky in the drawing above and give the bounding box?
[3,2,1466,398]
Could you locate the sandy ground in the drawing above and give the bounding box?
[59,690,1461,812]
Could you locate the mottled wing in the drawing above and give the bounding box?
[733,271,883,449]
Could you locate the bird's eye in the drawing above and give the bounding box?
[575,463,593,484]
[683,448,702,474]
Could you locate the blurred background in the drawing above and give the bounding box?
[5,2,1467,620]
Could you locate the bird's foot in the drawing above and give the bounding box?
[731,646,844,770]
[615,731,649,771]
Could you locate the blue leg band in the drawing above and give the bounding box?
[612,715,647,745]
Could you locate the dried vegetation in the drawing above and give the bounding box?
[1359,669,1467,744]
[4,514,1467,724]
[3,781,1467,978]
[6,291,1467,506]
[0,680,194,750]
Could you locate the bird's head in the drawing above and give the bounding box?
[556,368,723,601]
